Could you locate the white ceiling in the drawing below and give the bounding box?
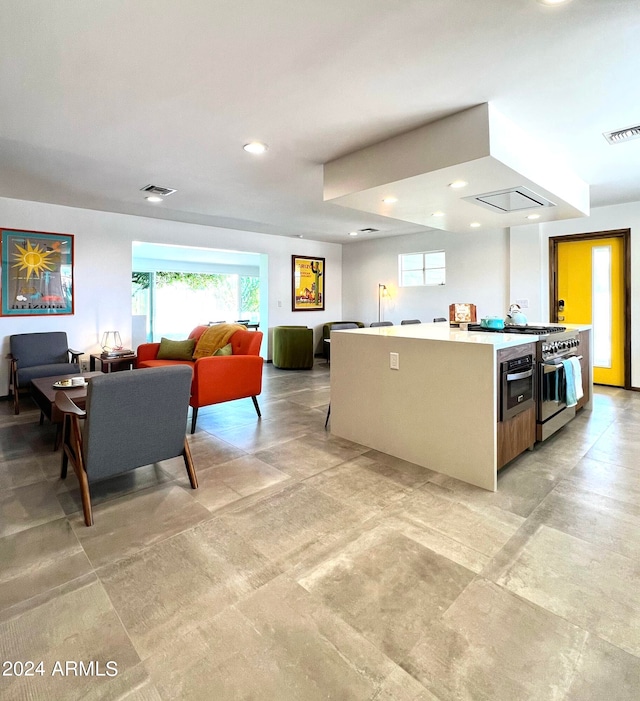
[1,0,639,244]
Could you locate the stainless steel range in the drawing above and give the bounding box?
[468,324,582,441]
[535,327,582,441]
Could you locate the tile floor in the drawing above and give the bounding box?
[1,362,639,700]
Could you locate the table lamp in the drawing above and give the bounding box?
[101,331,123,353]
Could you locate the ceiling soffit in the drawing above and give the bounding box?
[323,104,590,234]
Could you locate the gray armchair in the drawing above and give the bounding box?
[9,332,82,414]
[55,365,197,526]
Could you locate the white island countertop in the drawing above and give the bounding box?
[329,322,592,492]
[335,321,590,350]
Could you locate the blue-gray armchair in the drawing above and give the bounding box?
[9,332,83,414]
[55,365,198,526]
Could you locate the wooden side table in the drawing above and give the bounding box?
[31,371,103,450]
[90,353,137,373]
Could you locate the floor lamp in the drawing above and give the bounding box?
[378,284,388,323]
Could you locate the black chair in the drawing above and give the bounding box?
[370,321,393,327]
[433,317,447,323]
[330,322,360,331]
[322,321,364,360]
[401,319,421,325]
[324,321,362,423]
[8,332,82,414]
[55,365,197,526]
[325,322,360,362]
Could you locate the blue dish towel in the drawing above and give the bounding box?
[569,356,584,403]
[562,358,577,407]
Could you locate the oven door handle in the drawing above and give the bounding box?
[543,354,583,369]
[506,368,534,381]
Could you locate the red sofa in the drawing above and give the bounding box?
[136,325,263,433]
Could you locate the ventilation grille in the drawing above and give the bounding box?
[464,186,555,213]
[140,184,177,197]
[359,227,379,233]
[603,125,640,145]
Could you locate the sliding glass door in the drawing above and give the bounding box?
[132,271,260,341]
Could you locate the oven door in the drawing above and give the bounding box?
[501,362,535,421]
[538,360,569,421]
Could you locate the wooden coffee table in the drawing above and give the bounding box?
[30,372,102,449]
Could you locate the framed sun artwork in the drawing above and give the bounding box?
[1,229,74,316]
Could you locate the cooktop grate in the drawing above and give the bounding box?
[467,325,567,335]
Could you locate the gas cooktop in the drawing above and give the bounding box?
[467,324,567,335]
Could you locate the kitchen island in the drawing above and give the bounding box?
[329,322,591,491]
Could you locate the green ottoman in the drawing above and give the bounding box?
[272,326,314,369]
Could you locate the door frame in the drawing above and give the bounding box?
[548,228,631,390]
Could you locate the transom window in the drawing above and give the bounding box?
[399,251,446,287]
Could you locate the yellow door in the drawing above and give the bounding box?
[557,237,624,386]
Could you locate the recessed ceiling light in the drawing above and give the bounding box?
[526,214,541,220]
[432,211,445,217]
[470,222,481,228]
[348,231,359,237]
[243,141,268,154]
[145,195,163,203]
[449,180,468,189]
[537,0,572,5]
[382,197,398,204]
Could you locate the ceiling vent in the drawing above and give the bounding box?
[140,184,177,197]
[464,186,555,213]
[603,124,640,145]
[358,227,379,233]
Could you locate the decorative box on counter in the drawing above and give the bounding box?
[449,303,477,325]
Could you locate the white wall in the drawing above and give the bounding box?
[342,227,510,325]
[508,222,547,323]
[0,196,342,394]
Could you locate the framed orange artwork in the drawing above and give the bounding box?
[292,255,325,311]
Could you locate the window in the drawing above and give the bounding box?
[132,271,260,341]
[592,245,612,368]
[399,251,445,287]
